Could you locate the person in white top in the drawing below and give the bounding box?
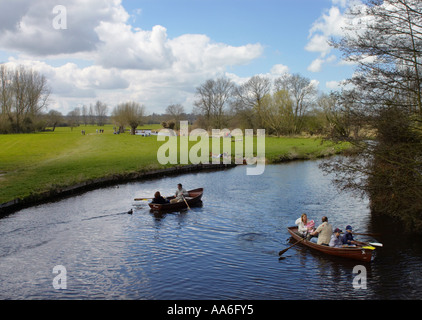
[295,213,309,236]
[170,183,189,203]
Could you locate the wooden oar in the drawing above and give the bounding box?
[340,231,381,237]
[355,240,383,248]
[353,232,381,237]
[279,237,305,256]
[134,197,154,201]
[182,195,191,210]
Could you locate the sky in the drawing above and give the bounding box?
[0,0,356,115]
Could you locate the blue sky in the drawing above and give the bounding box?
[0,0,355,114]
[125,0,351,77]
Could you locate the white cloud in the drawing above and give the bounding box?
[306,6,347,59]
[310,79,320,90]
[270,64,289,75]
[0,0,265,114]
[305,34,332,57]
[95,23,175,70]
[326,80,342,90]
[305,1,361,73]
[0,0,129,57]
[307,58,324,73]
[308,55,337,73]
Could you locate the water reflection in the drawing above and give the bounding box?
[0,162,421,299]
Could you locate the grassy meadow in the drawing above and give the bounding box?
[0,125,348,204]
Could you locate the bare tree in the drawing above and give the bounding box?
[67,107,80,131]
[0,64,50,133]
[81,105,88,126]
[46,110,63,131]
[233,75,272,129]
[194,77,234,129]
[88,104,95,125]
[112,102,146,135]
[166,104,185,130]
[274,73,317,134]
[94,100,108,126]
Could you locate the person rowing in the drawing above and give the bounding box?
[310,216,333,246]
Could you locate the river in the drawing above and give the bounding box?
[0,160,421,300]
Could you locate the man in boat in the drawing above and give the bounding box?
[329,228,344,247]
[309,216,333,246]
[341,225,357,246]
[151,191,169,204]
[170,183,189,204]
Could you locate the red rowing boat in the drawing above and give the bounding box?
[149,188,203,212]
[287,226,374,262]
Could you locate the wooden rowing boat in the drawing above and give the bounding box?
[148,188,203,212]
[287,226,374,262]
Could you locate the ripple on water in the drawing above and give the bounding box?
[1,162,422,299]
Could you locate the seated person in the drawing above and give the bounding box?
[342,225,357,246]
[295,213,315,238]
[151,191,169,204]
[295,213,309,237]
[329,228,344,248]
[310,216,333,246]
[170,183,189,204]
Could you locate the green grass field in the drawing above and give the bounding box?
[0,125,348,204]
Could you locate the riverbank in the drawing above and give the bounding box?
[0,125,349,214]
[0,163,235,215]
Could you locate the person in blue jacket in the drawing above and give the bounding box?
[342,225,357,246]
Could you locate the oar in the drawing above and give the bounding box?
[353,232,381,237]
[279,237,305,256]
[134,197,154,201]
[355,240,383,248]
[182,195,191,210]
[340,231,381,237]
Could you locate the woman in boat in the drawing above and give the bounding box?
[151,191,169,204]
[295,213,309,237]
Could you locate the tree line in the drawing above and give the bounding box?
[1,62,346,137]
[0,65,193,134]
[193,74,344,136]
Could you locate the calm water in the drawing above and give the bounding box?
[1,160,422,300]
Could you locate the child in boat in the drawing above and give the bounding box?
[329,228,344,247]
[341,225,357,246]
